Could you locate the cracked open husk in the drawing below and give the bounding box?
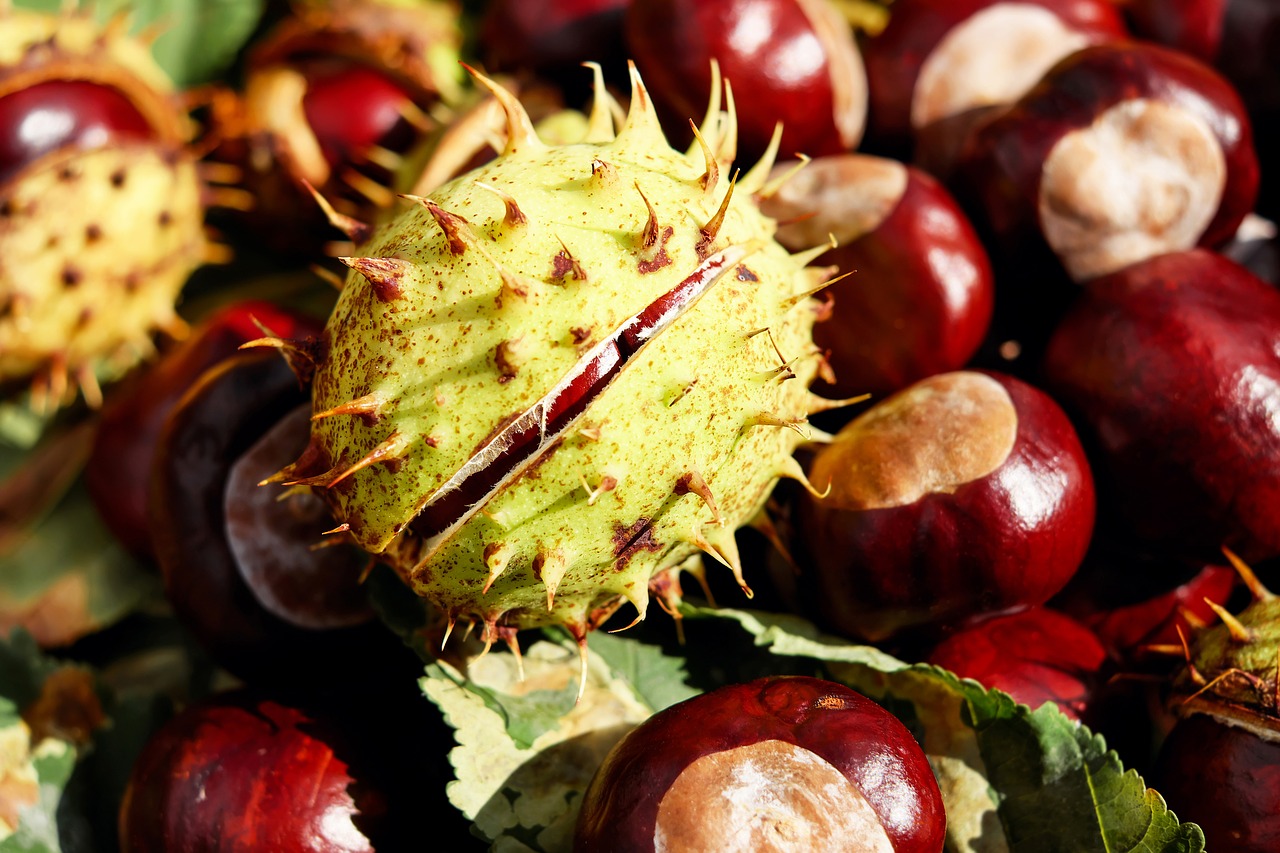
[276,63,849,649]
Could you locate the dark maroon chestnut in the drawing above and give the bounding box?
[119,691,381,853]
[795,370,1096,642]
[626,0,867,163]
[147,350,401,686]
[860,0,1126,170]
[1056,558,1238,663]
[85,300,321,558]
[0,80,155,184]
[925,606,1107,720]
[759,153,994,399]
[1125,0,1280,218]
[117,684,473,852]
[479,0,630,88]
[1152,713,1280,853]
[955,41,1259,283]
[1042,249,1280,561]
[574,675,945,852]
[1125,0,1279,113]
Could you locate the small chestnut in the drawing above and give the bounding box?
[759,154,994,399]
[794,370,1096,641]
[574,675,945,852]
[955,40,1259,282]
[626,0,867,162]
[1042,248,1280,561]
[860,0,1126,172]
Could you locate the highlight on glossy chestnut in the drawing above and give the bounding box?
[1042,248,1280,562]
[116,683,472,853]
[0,81,156,185]
[574,675,946,853]
[955,40,1259,283]
[119,690,381,853]
[759,153,994,398]
[625,0,868,162]
[794,370,1096,642]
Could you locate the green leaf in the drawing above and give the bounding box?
[463,674,580,752]
[422,641,652,851]
[1,483,159,648]
[573,629,699,713]
[15,0,265,87]
[0,631,60,711]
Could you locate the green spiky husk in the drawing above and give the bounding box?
[0,146,204,389]
[304,71,831,637]
[1175,595,1280,733]
[0,8,205,406]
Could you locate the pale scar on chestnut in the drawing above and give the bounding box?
[1038,98,1225,281]
[654,741,895,853]
[813,370,1018,510]
[764,155,908,247]
[912,4,1088,130]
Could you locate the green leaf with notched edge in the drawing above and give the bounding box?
[683,606,1205,853]
[573,629,699,714]
[422,641,652,852]
[15,0,265,87]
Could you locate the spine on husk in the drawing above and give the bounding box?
[1171,549,1280,738]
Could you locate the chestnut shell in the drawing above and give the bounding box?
[574,676,945,852]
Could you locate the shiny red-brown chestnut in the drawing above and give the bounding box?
[116,684,474,852]
[574,676,945,853]
[759,154,993,399]
[85,301,321,558]
[1152,713,1280,853]
[955,41,1259,282]
[795,370,1096,642]
[860,0,1126,171]
[119,691,380,853]
[147,350,398,686]
[1042,248,1280,562]
[925,606,1107,720]
[625,0,867,162]
[1124,0,1280,216]
[299,59,418,172]
[0,80,156,185]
